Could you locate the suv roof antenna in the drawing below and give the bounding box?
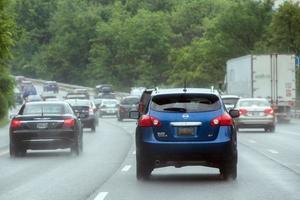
[183,80,187,92]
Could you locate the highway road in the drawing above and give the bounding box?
[0,83,300,200]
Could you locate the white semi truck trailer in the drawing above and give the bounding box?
[225,54,296,122]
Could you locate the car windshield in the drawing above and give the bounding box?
[151,94,221,112]
[22,104,65,115]
[239,99,270,107]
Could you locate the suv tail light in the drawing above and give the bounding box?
[64,118,75,128]
[239,108,248,116]
[264,108,274,115]
[11,119,21,129]
[210,113,233,126]
[138,115,161,127]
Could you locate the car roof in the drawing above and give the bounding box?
[221,95,240,99]
[238,98,268,101]
[25,101,67,105]
[152,88,219,96]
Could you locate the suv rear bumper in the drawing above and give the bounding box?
[138,126,234,157]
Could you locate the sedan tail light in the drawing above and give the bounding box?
[11,119,21,129]
[138,115,161,127]
[64,118,75,128]
[239,108,248,116]
[264,108,274,115]
[210,113,233,126]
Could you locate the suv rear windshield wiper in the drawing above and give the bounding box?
[163,107,187,112]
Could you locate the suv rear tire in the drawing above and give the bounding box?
[136,152,153,180]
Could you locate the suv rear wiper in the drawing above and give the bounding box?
[163,107,187,112]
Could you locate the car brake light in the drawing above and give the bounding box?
[64,118,75,127]
[264,108,274,115]
[210,113,233,126]
[239,108,248,116]
[138,115,161,127]
[11,119,21,129]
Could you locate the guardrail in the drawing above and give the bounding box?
[23,77,129,99]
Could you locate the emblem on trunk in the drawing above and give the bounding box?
[182,113,189,119]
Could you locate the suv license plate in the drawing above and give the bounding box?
[36,123,48,129]
[177,127,194,135]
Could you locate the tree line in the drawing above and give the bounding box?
[1,0,300,119]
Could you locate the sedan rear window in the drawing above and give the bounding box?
[239,100,270,107]
[22,104,66,115]
[151,94,221,112]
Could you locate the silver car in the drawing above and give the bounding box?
[235,98,275,132]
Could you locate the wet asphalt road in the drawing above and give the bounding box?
[0,84,300,200]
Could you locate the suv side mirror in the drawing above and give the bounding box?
[129,111,140,119]
[229,109,240,118]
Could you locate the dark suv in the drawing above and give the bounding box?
[43,81,59,93]
[130,88,240,180]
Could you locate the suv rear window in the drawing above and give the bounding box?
[122,97,139,105]
[151,94,221,112]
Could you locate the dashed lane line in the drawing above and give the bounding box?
[121,165,132,172]
[94,192,108,200]
[267,149,279,154]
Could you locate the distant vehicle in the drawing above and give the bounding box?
[99,99,119,117]
[66,99,98,132]
[95,84,113,94]
[222,95,240,111]
[65,92,89,100]
[9,101,83,157]
[225,54,296,122]
[14,88,23,104]
[20,80,34,93]
[96,93,116,99]
[117,96,139,121]
[235,98,275,132]
[129,88,239,180]
[22,84,37,100]
[73,88,90,99]
[26,95,43,102]
[93,98,103,108]
[43,81,59,93]
[41,92,58,101]
[130,87,146,97]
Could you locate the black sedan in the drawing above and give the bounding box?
[9,101,83,157]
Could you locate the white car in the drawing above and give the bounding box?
[99,99,119,117]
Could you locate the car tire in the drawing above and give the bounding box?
[220,140,237,180]
[9,142,17,157]
[71,135,82,156]
[136,151,153,180]
[118,117,123,121]
[91,124,96,132]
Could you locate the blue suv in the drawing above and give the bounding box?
[130,88,240,180]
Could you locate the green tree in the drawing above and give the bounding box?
[0,0,15,119]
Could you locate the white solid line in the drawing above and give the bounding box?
[121,165,132,172]
[94,192,108,200]
[132,151,136,155]
[248,139,257,144]
[267,149,279,154]
[0,150,9,156]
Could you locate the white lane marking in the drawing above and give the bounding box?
[121,165,132,172]
[94,192,108,200]
[132,151,136,155]
[248,139,257,144]
[267,149,279,154]
[0,150,9,156]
